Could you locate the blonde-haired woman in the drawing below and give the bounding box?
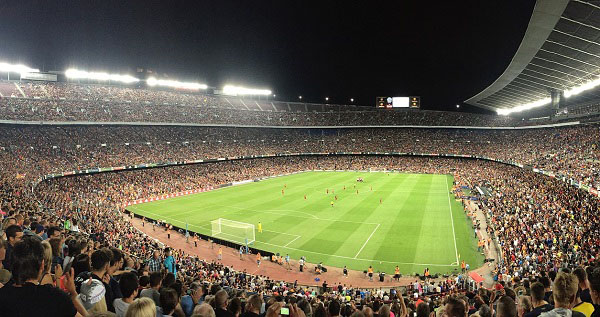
[40,240,61,286]
[126,297,157,317]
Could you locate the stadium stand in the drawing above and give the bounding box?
[0,80,563,126]
[4,0,600,313]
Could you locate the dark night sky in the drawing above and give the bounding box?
[0,1,535,113]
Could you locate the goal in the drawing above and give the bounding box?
[211,218,255,245]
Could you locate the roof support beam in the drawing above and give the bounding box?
[560,16,600,32]
[533,56,595,75]
[539,48,600,68]
[465,0,570,109]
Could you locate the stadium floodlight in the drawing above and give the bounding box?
[497,97,551,116]
[564,76,600,98]
[146,77,207,90]
[65,68,139,84]
[222,85,272,96]
[0,62,39,74]
[497,76,600,115]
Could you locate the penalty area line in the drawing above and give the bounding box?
[284,235,301,247]
[354,223,380,259]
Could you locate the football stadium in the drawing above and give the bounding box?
[1,1,600,317]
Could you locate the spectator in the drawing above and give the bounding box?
[540,272,582,317]
[228,297,243,317]
[164,248,177,277]
[3,224,23,271]
[445,297,467,317]
[329,300,341,317]
[63,240,84,271]
[242,294,262,317]
[575,268,593,304]
[126,297,157,317]
[40,240,59,286]
[71,253,91,278]
[526,282,554,317]
[106,247,124,312]
[518,296,533,317]
[182,281,205,316]
[47,226,63,240]
[141,271,162,308]
[497,296,518,317]
[215,289,233,317]
[478,305,493,317]
[49,237,64,274]
[114,272,139,317]
[194,303,217,317]
[148,250,162,272]
[588,268,600,317]
[160,287,180,317]
[0,236,85,316]
[416,303,430,317]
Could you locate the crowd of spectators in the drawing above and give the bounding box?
[1,155,600,317]
[0,80,545,127]
[1,81,600,316]
[0,124,598,188]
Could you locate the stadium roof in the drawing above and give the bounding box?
[465,0,600,115]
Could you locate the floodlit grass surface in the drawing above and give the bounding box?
[129,171,483,275]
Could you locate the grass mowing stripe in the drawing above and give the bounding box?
[446,175,459,264]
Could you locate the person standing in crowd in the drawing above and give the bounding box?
[540,272,582,317]
[140,272,162,308]
[242,294,262,317]
[0,236,87,316]
[525,282,553,317]
[114,272,139,317]
[147,250,162,273]
[2,225,23,272]
[164,248,177,277]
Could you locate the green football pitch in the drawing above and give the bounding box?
[128,171,483,275]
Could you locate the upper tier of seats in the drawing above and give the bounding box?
[0,80,553,127]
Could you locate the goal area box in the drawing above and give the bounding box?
[211,218,255,245]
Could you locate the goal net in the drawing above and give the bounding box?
[210,218,255,245]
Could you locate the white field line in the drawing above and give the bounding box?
[445,175,460,265]
[262,229,301,237]
[283,235,301,247]
[131,207,454,266]
[354,223,380,258]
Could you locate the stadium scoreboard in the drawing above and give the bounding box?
[377,96,420,109]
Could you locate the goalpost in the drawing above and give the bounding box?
[211,218,256,245]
